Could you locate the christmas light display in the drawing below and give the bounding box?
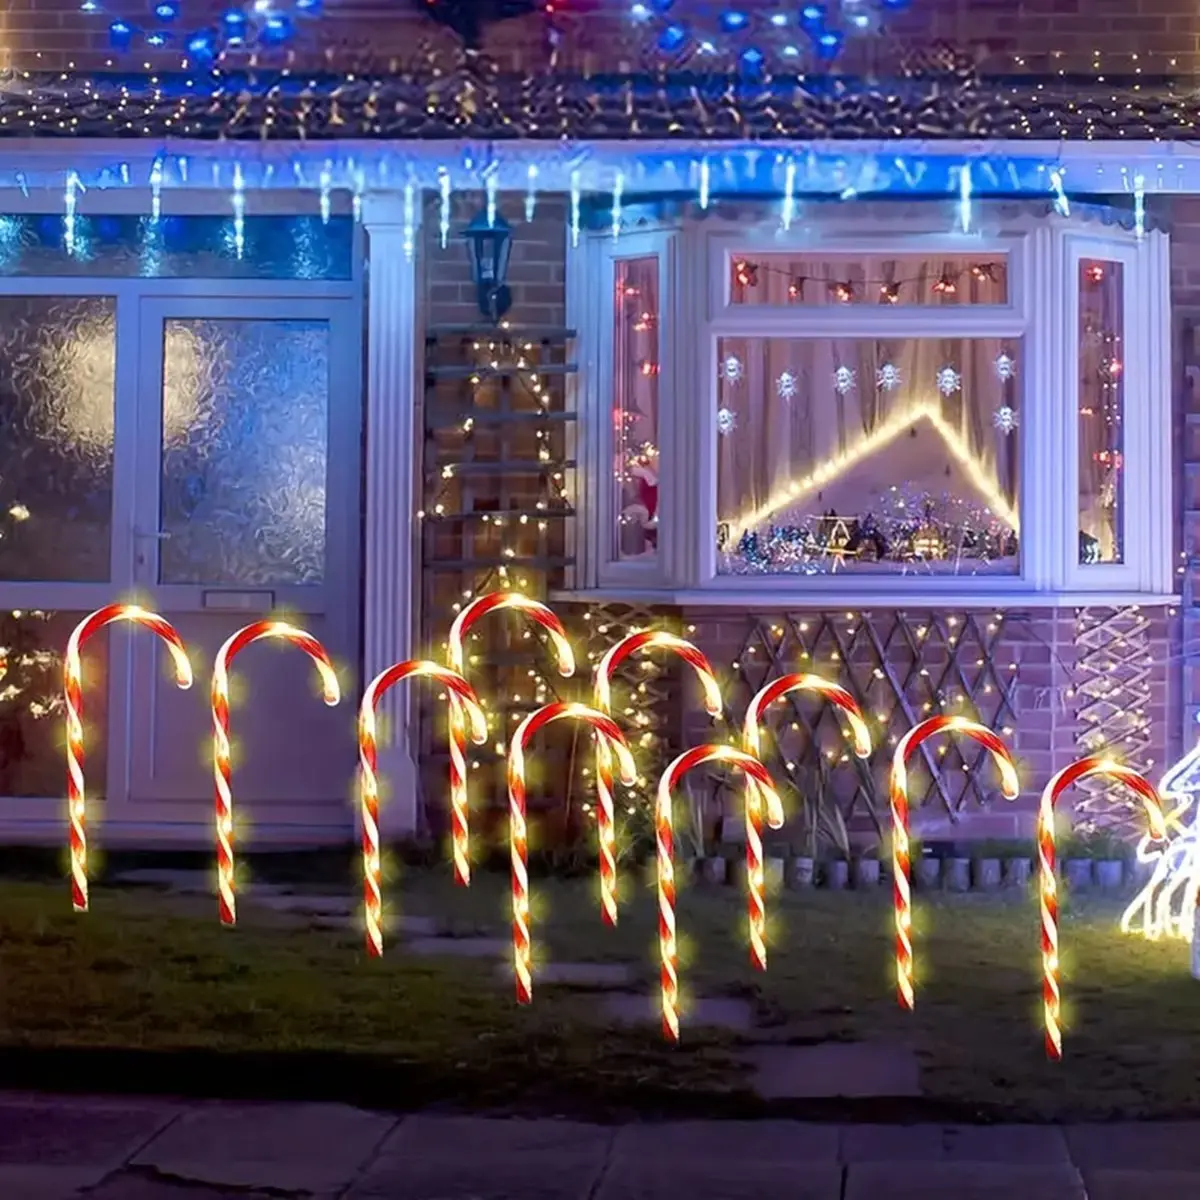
[1038,756,1167,1060]
[890,716,1019,1010]
[359,660,487,957]
[593,631,723,926]
[212,622,340,926]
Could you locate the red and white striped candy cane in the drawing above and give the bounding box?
[1038,755,1167,1061]
[656,744,783,1042]
[359,660,487,957]
[65,605,193,912]
[593,630,724,927]
[212,621,340,926]
[742,673,872,969]
[447,592,575,886]
[508,701,635,1005]
[892,715,1019,1010]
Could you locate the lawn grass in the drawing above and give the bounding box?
[1,867,1198,1121]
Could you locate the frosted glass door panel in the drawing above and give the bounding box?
[159,318,329,586]
[0,296,115,582]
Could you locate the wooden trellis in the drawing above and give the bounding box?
[725,610,1021,835]
[1072,605,1156,836]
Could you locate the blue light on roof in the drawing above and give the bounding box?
[630,2,650,19]
[186,29,217,60]
[739,46,765,71]
[658,23,687,52]
[770,12,788,25]
[154,1,179,21]
[108,19,135,49]
[816,28,844,57]
[719,10,748,31]
[261,13,293,42]
[801,4,826,29]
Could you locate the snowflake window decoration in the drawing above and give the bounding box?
[995,352,1016,382]
[716,406,737,436]
[936,366,962,396]
[876,363,902,392]
[833,365,857,395]
[993,405,1019,435]
[776,370,798,401]
[721,354,744,384]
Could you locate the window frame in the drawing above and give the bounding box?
[568,208,1174,606]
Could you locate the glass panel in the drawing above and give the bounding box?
[0,296,114,582]
[730,253,1008,306]
[612,257,660,561]
[159,319,329,585]
[716,337,1021,576]
[1078,259,1124,565]
[0,215,353,280]
[0,610,106,798]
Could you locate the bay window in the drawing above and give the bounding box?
[569,203,1172,603]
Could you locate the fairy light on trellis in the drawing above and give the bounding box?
[63,170,81,256]
[438,168,452,250]
[231,162,245,259]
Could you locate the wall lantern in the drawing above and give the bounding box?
[463,209,513,323]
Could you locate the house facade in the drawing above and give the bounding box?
[0,0,1193,854]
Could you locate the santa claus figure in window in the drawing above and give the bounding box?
[622,442,659,554]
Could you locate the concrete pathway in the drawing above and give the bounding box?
[2,1092,1199,1198]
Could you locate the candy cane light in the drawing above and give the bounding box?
[742,673,871,969]
[1039,755,1167,1061]
[65,605,193,912]
[656,744,784,1042]
[507,702,636,1005]
[593,630,724,927]
[359,660,487,957]
[891,715,1019,1011]
[212,621,340,926]
[447,591,575,887]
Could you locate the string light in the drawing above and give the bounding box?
[569,169,581,248]
[486,165,498,228]
[611,170,624,241]
[319,161,332,224]
[149,155,164,223]
[525,165,538,223]
[231,162,245,260]
[699,158,710,210]
[63,170,82,257]
[958,161,972,233]
[438,168,451,249]
[1134,173,1145,240]
[403,181,415,261]
[1050,168,1070,217]
[781,158,796,231]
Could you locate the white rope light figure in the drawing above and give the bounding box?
[1120,723,1200,966]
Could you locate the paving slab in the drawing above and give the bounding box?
[132,1102,396,1195]
[841,1123,1070,1163]
[595,1161,842,1200]
[493,961,636,988]
[1083,1168,1200,1199]
[743,1043,921,1100]
[88,1170,290,1198]
[348,1116,611,1200]
[0,1165,108,1198]
[599,992,756,1030]
[843,1161,1086,1200]
[0,1095,178,1173]
[613,1121,839,1165]
[1065,1122,1200,1170]
[406,935,510,958]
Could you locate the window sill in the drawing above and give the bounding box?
[550,587,1181,611]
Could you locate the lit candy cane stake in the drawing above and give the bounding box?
[66,605,193,912]
[359,660,487,957]
[892,715,1019,1010]
[656,745,783,1042]
[212,622,340,926]
[1039,755,1167,1060]
[446,592,575,887]
[508,702,636,1005]
[743,674,872,969]
[593,630,724,927]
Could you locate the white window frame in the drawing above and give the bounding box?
[564,205,1175,607]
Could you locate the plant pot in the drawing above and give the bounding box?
[972,858,1002,892]
[853,858,881,889]
[915,857,942,890]
[787,856,815,889]
[823,860,849,890]
[764,857,785,893]
[1064,859,1093,890]
[1002,858,1032,889]
[943,858,971,892]
[1095,859,1124,890]
[696,856,727,886]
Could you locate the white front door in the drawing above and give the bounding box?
[123,296,363,842]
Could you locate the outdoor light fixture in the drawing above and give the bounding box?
[463,208,513,324]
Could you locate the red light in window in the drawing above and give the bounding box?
[1085,264,1106,283]
[734,260,759,288]
[830,281,854,303]
[879,282,900,304]
[933,274,957,295]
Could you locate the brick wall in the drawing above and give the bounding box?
[5,0,1198,75]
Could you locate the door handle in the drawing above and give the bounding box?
[133,528,172,540]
